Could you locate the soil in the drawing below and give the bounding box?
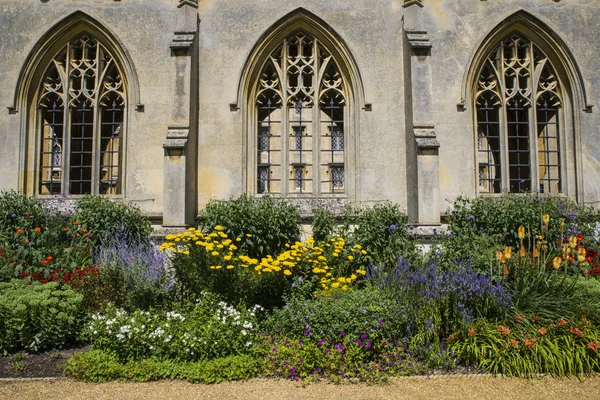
[1,376,600,400]
[0,346,90,379]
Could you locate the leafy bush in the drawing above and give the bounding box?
[311,207,337,242]
[199,195,301,259]
[444,193,598,273]
[164,226,370,307]
[0,280,84,353]
[74,196,152,246]
[344,202,420,267]
[450,317,600,376]
[263,283,407,342]
[84,295,263,362]
[94,235,172,310]
[65,349,262,383]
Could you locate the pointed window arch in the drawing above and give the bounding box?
[253,30,348,195]
[475,33,564,194]
[37,34,126,195]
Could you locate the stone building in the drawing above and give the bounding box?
[0,0,598,227]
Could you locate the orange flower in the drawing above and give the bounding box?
[81,228,88,233]
[582,317,590,326]
[538,328,547,335]
[73,221,80,226]
[448,334,457,341]
[41,260,48,265]
[496,251,507,264]
[34,227,41,233]
[519,245,527,257]
[558,318,568,326]
[518,226,525,240]
[588,342,600,352]
[46,256,53,261]
[524,338,536,346]
[63,227,68,232]
[468,328,475,336]
[503,267,509,275]
[510,340,520,347]
[570,327,584,336]
[16,228,24,234]
[497,325,511,335]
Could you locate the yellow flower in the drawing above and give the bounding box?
[246,234,253,237]
[342,285,348,292]
[569,236,577,249]
[236,238,242,242]
[165,234,175,240]
[331,282,340,288]
[182,251,190,255]
[361,250,367,255]
[211,251,219,256]
[351,274,357,280]
[356,269,366,276]
[214,225,223,231]
[578,247,587,263]
[518,226,525,240]
[215,265,223,270]
[503,246,512,260]
[543,214,550,226]
[188,227,195,231]
[553,256,562,270]
[284,270,292,276]
[224,255,232,261]
[348,256,354,261]
[226,265,235,270]
[332,253,339,257]
[496,251,506,264]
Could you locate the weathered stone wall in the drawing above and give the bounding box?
[0,0,598,224]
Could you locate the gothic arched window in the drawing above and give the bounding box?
[38,34,125,195]
[254,31,347,196]
[475,34,563,194]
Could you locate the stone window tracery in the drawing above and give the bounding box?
[475,34,562,194]
[254,31,346,196]
[38,35,125,195]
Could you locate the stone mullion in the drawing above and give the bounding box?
[498,41,510,192]
[313,39,320,196]
[281,39,289,197]
[528,42,540,192]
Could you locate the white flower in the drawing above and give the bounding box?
[93,330,98,335]
[246,341,253,347]
[241,330,247,336]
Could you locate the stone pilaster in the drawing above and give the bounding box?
[403,0,440,224]
[163,1,199,227]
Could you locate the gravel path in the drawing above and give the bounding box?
[1,375,600,400]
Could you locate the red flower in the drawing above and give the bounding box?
[558,318,568,326]
[510,340,520,347]
[46,256,53,261]
[41,260,48,265]
[468,328,476,336]
[588,342,600,351]
[524,338,536,346]
[0,249,5,255]
[497,325,511,335]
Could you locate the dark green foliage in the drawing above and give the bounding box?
[0,280,85,354]
[74,195,152,246]
[199,195,301,259]
[443,193,598,273]
[347,202,420,267]
[311,207,337,242]
[264,283,408,342]
[65,350,262,383]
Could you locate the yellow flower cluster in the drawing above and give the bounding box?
[160,227,368,296]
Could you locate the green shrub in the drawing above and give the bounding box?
[347,203,420,267]
[444,193,598,273]
[74,196,152,246]
[0,280,85,353]
[65,349,262,383]
[264,283,407,342]
[84,295,262,362]
[199,195,301,259]
[450,317,600,376]
[311,207,337,242]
